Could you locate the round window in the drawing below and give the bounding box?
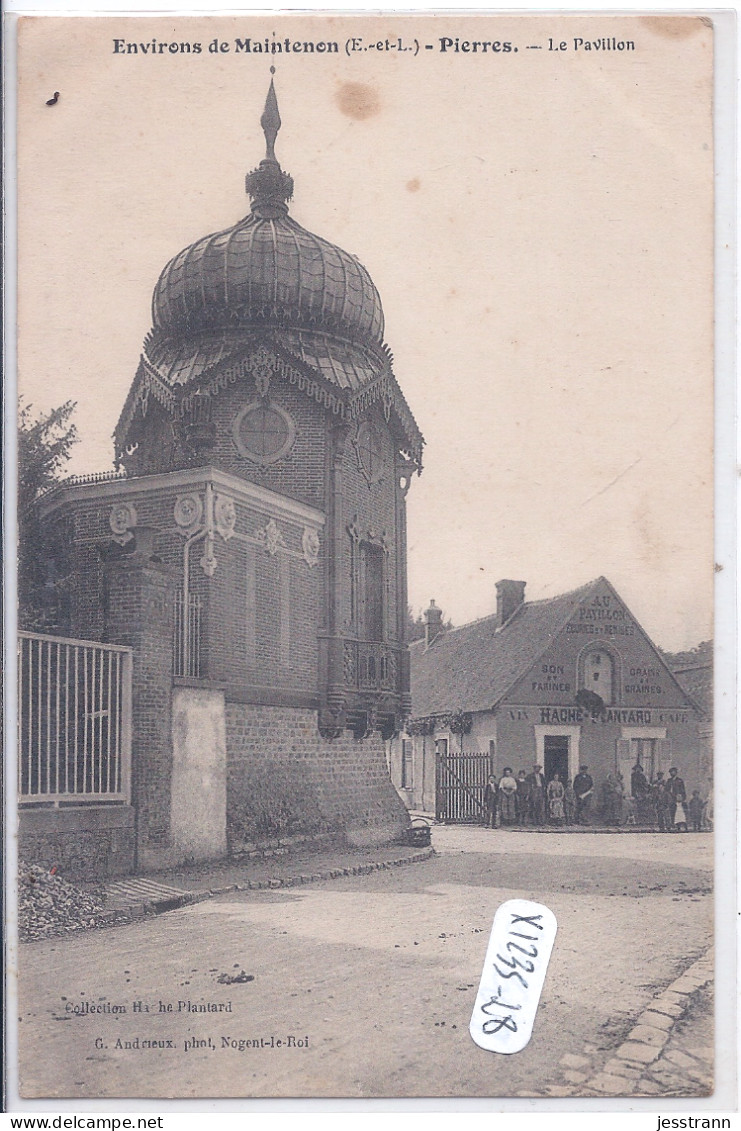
[232,402,295,466]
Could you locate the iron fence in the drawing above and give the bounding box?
[18,632,132,805]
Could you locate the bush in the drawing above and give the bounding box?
[227,761,328,841]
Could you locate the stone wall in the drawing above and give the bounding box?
[170,684,227,862]
[18,806,136,880]
[226,703,409,849]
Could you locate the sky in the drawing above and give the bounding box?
[16,14,714,651]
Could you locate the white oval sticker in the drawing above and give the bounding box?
[469,898,557,1054]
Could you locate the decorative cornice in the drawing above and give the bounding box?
[115,334,423,470]
[39,465,325,528]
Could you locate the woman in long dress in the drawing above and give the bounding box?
[602,773,623,825]
[547,773,565,825]
[498,768,518,825]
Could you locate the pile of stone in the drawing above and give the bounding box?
[18,863,108,942]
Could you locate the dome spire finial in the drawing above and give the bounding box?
[261,68,281,162]
[245,70,294,219]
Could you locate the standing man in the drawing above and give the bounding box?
[666,766,687,830]
[651,771,670,832]
[516,770,530,826]
[631,762,650,800]
[527,764,546,826]
[573,764,594,826]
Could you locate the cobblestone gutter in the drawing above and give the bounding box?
[530,948,714,1098]
[101,846,435,919]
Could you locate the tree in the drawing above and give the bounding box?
[17,399,78,630]
[406,607,426,642]
[574,688,605,720]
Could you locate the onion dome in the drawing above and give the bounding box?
[151,77,385,348]
[115,79,424,472]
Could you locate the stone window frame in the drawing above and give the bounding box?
[231,400,296,466]
[576,641,622,707]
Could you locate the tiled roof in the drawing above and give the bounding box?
[669,658,712,718]
[144,328,382,394]
[410,579,602,718]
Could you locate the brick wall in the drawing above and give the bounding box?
[103,557,177,852]
[127,378,328,511]
[46,483,324,703]
[225,703,410,849]
[204,501,322,696]
[208,381,327,509]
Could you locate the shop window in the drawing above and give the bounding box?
[630,737,657,779]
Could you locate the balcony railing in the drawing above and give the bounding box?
[342,640,399,692]
[18,632,132,806]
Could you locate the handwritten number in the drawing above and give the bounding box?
[496,951,535,974]
[493,963,529,989]
[482,1014,518,1034]
[480,988,521,1016]
[509,913,544,931]
[507,940,538,959]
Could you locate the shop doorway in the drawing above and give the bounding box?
[544,735,569,784]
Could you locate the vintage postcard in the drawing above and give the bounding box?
[9,13,721,1104]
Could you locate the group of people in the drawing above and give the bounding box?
[602,764,708,831]
[482,764,594,828]
[646,767,708,832]
[481,762,709,831]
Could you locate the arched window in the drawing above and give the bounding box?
[580,648,614,705]
[354,422,385,485]
[359,541,385,641]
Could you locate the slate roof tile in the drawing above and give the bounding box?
[410,578,603,718]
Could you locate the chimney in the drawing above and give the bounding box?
[424,599,444,647]
[496,580,526,628]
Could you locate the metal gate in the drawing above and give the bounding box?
[18,632,132,805]
[435,749,491,822]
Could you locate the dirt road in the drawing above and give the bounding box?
[16,828,713,1099]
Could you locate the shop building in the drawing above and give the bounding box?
[390,577,707,821]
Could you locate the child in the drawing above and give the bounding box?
[483,775,498,829]
[673,797,689,832]
[623,794,637,827]
[688,790,705,833]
